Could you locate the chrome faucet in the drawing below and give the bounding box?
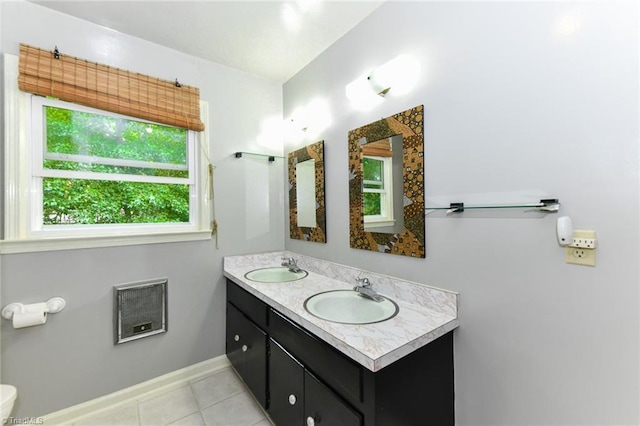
[353,277,385,302]
[281,257,301,273]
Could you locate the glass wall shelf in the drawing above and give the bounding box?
[234,151,284,162]
[425,199,560,214]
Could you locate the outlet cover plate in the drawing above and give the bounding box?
[565,230,596,266]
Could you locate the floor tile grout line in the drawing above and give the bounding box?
[136,398,142,426]
[138,384,201,426]
[191,367,247,407]
[166,409,204,426]
[170,383,206,426]
[188,377,248,412]
[198,389,265,426]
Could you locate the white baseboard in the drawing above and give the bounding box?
[42,355,231,425]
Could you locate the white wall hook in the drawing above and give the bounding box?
[1,303,24,320]
[46,297,66,314]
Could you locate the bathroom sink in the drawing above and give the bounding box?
[304,290,399,324]
[245,267,308,283]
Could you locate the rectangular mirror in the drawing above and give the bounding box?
[348,105,425,257]
[288,140,326,243]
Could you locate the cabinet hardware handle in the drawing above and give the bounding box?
[241,345,248,352]
[288,394,297,405]
[306,416,315,426]
[234,335,240,342]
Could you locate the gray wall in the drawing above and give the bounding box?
[0,1,284,416]
[2,1,638,424]
[284,2,639,425]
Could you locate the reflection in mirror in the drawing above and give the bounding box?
[296,159,316,227]
[348,105,425,258]
[288,141,326,243]
[362,135,404,233]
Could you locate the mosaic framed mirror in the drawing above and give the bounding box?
[348,105,425,257]
[288,140,326,243]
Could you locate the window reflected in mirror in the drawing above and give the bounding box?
[288,141,326,243]
[348,105,425,257]
[362,135,404,234]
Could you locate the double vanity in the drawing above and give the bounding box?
[223,251,459,425]
[227,104,453,425]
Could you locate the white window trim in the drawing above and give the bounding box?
[363,155,395,229]
[2,54,212,254]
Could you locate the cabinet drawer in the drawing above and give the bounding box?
[227,280,268,329]
[269,308,363,404]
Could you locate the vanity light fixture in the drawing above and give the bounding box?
[284,98,331,140]
[284,106,310,141]
[345,76,384,108]
[346,54,420,108]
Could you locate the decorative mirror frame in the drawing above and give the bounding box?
[288,140,326,243]
[348,105,425,257]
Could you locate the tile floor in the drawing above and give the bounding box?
[72,367,273,426]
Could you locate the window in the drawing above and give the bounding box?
[35,97,194,226]
[3,54,211,252]
[362,155,395,228]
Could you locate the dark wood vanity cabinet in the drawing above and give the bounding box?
[226,279,454,425]
[269,338,362,426]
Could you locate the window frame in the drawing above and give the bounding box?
[2,54,212,253]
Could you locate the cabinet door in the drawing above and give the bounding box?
[226,302,245,373]
[304,371,363,426]
[268,339,304,426]
[226,302,268,408]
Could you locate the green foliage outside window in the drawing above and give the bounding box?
[362,157,383,216]
[42,107,190,225]
[363,193,382,216]
[43,178,189,225]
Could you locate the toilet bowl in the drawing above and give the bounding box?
[0,385,17,423]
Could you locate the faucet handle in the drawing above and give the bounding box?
[355,277,370,287]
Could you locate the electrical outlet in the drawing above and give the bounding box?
[570,237,596,249]
[565,229,596,266]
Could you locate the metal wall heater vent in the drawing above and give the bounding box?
[114,278,168,345]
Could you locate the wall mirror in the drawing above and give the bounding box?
[348,105,425,257]
[288,140,326,243]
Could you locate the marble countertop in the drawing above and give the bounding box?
[223,251,459,372]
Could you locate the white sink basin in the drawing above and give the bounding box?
[244,267,308,283]
[304,290,399,324]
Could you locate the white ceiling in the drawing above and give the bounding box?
[32,0,383,83]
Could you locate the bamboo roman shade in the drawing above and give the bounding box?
[362,138,393,157]
[18,43,205,131]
